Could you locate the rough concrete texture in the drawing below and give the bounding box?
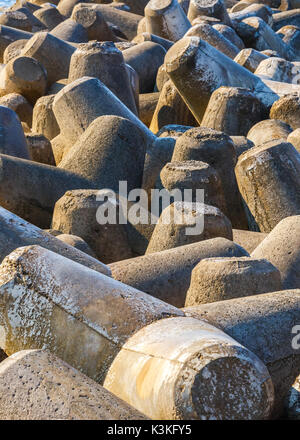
[235,140,300,232]
[232,228,267,253]
[185,256,282,305]
[145,0,191,42]
[0,25,32,63]
[25,132,55,165]
[247,118,293,145]
[160,160,227,213]
[110,237,249,307]
[184,289,300,418]
[0,206,110,276]
[0,0,299,420]
[150,79,197,133]
[3,39,28,64]
[0,245,182,382]
[55,233,97,258]
[146,202,233,254]
[33,4,64,31]
[104,316,274,420]
[251,215,300,289]
[0,105,30,159]
[270,94,300,130]
[59,115,146,193]
[69,41,137,115]
[52,76,155,149]
[122,41,166,93]
[50,18,88,43]
[172,127,248,229]
[0,153,95,228]
[234,47,268,72]
[201,86,267,136]
[52,189,133,263]
[185,23,240,59]
[32,94,59,141]
[20,32,75,85]
[0,55,47,104]
[0,92,32,127]
[0,349,147,420]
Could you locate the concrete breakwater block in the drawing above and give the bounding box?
[185,256,282,305]
[184,289,300,417]
[109,237,249,307]
[0,350,147,420]
[0,245,274,420]
[0,0,299,420]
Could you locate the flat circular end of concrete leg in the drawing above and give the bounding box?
[175,343,274,420]
[165,36,200,73]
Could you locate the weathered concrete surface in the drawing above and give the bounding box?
[68,41,137,115]
[0,92,32,127]
[0,153,95,228]
[52,77,155,149]
[58,115,146,193]
[146,202,233,254]
[20,31,75,85]
[0,25,32,63]
[247,119,292,145]
[235,140,300,232]
[160,160,227,212]
[25,132,55,165]
[270,94,300,130]
[150,79,197,133]
[0,206,111,275]
[104,316,274,420]
[0,350,147,420]
[233,229,268,253]
[185,256,282,305]
[172,127,248,229]
[0,105,30,159]
[0,245,182,382]
[145,0,191,42]
[32,94,59,141]
[251,216,300,290]
[184,289,300,418]
[52,189,133,263]
[201,86,267,136]
[109,237,249,307]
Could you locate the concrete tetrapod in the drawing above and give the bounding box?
[0,206,110,275]
[0,245,274,420]
[0,350,147,420]
[144,0,191,42]
[104,316,274,420]
[235,140,300,232]
[251,216,300,290]
[146,202,233,254]
[52,189,133,264]
[0,105,30,159]
[187,0,232,26]
[0,244,182,382]
[109,237,249,307]
[20,32,76,86]
[68,41,137,115]
[184,289,300,417]
[201,86,267,136]
[58,115,146,193]
[52,76,156,150]
[185,256,282,305]
[164,36,300,123]
[0,153,95,228]
[172,127,248,229]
